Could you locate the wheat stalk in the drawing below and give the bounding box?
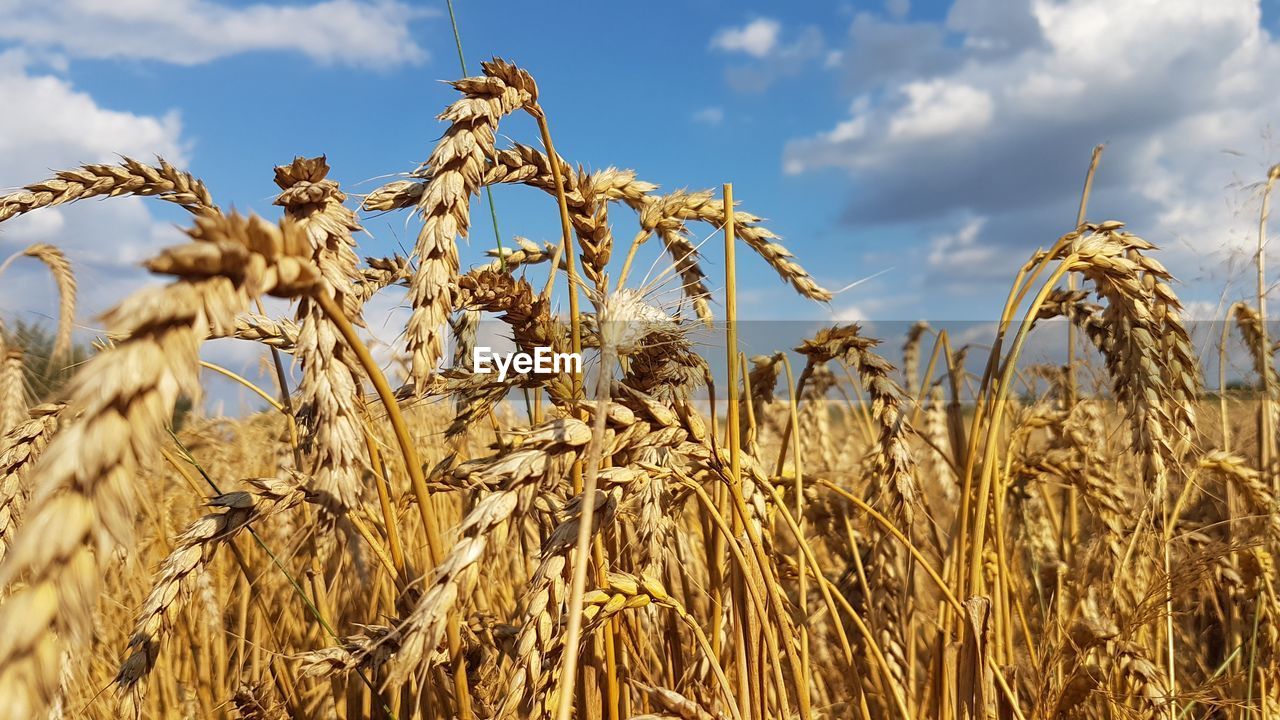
[345,418,592,688]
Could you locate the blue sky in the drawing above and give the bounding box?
[4,0,1280,408]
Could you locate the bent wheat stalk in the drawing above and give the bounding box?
[0,243,77,367]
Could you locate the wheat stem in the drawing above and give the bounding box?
[309,290,472,715]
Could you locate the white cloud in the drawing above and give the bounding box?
[692,107,725,126]
[0,52,190,330]
[887,80,993,140]
[887,0,911,19]
[711,18,782,58]
[785,0,1280,301]
[0,0,430,68]
[927,216,993,272]
[0,56,186,170]
[826,116,868,143]
[714,21,827,93]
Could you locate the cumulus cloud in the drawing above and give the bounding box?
[0,0,432,329]
[784,0,1280,300]
[0,0,431,68]
[0,55,186,170]
[0,51,190,327]
[711,18,782,58]
[887,80,994,140]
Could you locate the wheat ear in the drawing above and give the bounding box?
[219,314,302,352]
[0,350,24,438]
[793,323,917,696]
[383,418,592,686]
[0,157,218,223]
[638,189,832,303]
[0,243,77,367]
[0,403,64,565]
[0,212,316,720]
[274,156,368,512]
[1046,223,1199,494]
[403,64,532,386]
[115,476,306,718]
[902,320,930,399]
[1231,302,1279,392]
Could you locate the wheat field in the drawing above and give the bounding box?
[0,57,1278,720]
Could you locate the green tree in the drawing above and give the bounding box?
[2,319,195,429]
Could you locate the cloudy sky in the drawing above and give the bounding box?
[2,0,1280,407]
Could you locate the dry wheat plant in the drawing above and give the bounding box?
[0,57,1278,720]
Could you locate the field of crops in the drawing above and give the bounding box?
[1,58,1279,720]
